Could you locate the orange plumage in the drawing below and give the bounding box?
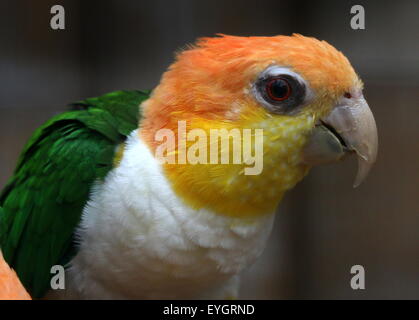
[141,34,360,149]
[0,251,31,300]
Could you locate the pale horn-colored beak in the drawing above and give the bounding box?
[302,93,378,187]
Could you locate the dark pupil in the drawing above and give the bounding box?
[269,79,289,99]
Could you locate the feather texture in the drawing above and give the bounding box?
[0,90,149,297]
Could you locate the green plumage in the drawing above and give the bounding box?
[0,90,149,298]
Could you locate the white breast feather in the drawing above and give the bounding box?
[60,130,275,299]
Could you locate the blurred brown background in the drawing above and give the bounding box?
[0,0,418,299]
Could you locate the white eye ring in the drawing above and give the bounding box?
[252,66,314,114]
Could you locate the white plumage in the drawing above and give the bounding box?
[54,130,275,299]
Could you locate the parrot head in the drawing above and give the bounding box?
[140,34,378,218]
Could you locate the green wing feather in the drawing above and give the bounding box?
[0,90,149,298]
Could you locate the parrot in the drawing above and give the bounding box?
[0,34,378,299]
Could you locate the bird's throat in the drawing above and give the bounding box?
[140,115,313,218]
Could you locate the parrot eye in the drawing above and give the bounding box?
[266,77,292,102]
[253,66,310,115]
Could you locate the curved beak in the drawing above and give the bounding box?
[302,94,378,187]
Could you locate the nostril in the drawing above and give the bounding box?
[344,92,352,99]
